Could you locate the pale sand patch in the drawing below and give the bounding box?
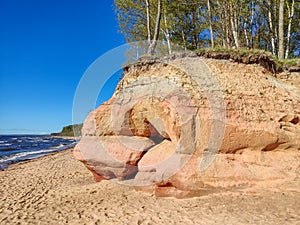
[0,149,299,225]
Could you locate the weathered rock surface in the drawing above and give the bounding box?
[75,56,300,197]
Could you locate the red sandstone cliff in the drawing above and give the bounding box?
[74,56,300,197]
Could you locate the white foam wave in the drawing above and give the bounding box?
[0,143,75,164]
[0,143,12,146]
[0,149,56,163]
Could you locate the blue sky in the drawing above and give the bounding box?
[0,0,126,134]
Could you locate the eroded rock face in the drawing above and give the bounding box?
[74,57,300,197]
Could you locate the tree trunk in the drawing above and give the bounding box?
[244,20,250,47]
[285,0,295,59]
[177,4,187,51]
[192,10,198,49]
[145,0,151,46]
[215,0,226,48]
[266,0,276,55]
[233,3,240,48]
[278,0,285,59]
[181,30,187,51]
[163,11,172,54]
[148,0,162,55]
[230,2,239,48]
[224,2,231,48]
[250,0,255,48]
[207,0,214,48]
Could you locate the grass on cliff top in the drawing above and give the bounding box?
[196,47,272,55]
[279,58,300,66]
[195,48,300,71]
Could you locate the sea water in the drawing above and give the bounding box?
[0,135,77,170]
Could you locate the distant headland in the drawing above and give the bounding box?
[51,124,82,137]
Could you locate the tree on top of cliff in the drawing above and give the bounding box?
[114,0,300,59]
[115,0,163,55]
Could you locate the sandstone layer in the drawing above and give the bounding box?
[75,56,300,197]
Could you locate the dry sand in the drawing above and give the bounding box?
[0,148,299,225]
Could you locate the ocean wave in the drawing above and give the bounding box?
[0,149,56,163]
[0,135,76,169]
[0,143,12,146]
[0,143,76,165]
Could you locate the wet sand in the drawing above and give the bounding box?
[0,148,299,225]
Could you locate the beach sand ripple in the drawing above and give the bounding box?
[0,149,299,225]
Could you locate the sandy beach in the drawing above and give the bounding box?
[0,148,298,224]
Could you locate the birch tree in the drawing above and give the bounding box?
[146,0,151,45]
[147,0,162,55]
[161,9,172,54]
[278,0,285,59]
[207,0,215,48]
[229,1,240,48]
[115,0,300,58]
[285,0,295,58]
[265,0,277,55]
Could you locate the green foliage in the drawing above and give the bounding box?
[51,124,83,137]
[115,0,300,59]
[279,58,300,66]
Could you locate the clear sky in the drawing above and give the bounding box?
[0,0,126,134]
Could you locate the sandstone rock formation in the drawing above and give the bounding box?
[74,55,300,197]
